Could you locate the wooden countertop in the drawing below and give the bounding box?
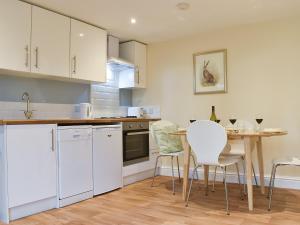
[0,118,161,125]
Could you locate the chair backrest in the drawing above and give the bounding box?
[187,120,227,165]
[150,120,183,154]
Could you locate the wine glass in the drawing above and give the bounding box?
[229,115,237,131]
[255,114,263,131]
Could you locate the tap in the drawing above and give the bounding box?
[22,92,33,119]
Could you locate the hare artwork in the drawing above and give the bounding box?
[202,60,216,86]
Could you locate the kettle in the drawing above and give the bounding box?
[79,103,92,119]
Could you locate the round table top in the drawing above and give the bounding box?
[169,129,288,137]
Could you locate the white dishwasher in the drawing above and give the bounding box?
[93,125,123,195]
[58,126,93,207]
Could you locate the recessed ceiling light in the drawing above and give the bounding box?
[79,33,84,37]
[176,2,190,10]
[130,18,136,24]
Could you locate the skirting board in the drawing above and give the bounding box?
[159,166,300,190]
[123,169,154,186]
[59,191,93,208]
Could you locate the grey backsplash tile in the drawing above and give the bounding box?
[91,69,131,118]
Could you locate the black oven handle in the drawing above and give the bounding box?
[125,131,150,136]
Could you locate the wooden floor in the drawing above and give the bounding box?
[4,176,300,225]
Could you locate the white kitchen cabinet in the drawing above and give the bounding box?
[31,6,70,77]
[70,19,107,82]
[6,124,57,208]
[119,41,147,88]
[0,0,31,72]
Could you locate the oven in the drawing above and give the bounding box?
[123,122,149,166]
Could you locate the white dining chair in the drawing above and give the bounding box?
[268,157,300,210]
[150,120,199,195]
[212,120,258,192]
[185,120,243,215]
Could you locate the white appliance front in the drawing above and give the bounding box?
[58,126,93,203]
[93,125,123,195]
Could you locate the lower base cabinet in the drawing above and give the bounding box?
[0,124,58,223]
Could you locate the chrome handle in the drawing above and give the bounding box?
[25,45,29,67]
[35,47,39,68]
[136,66,140,84]
[73,134,81,138]
[126,131,149,136]
[73,56,77,74]
[51,129,55,152]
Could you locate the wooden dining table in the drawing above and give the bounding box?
[169,129,287,211]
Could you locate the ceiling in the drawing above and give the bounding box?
[25,0,300,43]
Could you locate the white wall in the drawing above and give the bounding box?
[133,17,300,178]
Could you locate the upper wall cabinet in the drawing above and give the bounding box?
[0,0,31,72]
[120,41,147,88]
[31,6,70,78]
[70,19,107,83]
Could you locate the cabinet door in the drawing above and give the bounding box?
[93,128,122,195]
[6,125,57,208]
[70,19,107,82]
[0,0,31,72]
[31,6,70,77]
[119,41,147,88]
[134,42,147,88]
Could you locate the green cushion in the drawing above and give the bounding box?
[150,121,183,154]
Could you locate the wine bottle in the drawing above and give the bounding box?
[210,106,217,122]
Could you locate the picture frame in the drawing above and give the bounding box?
[193,49,227,94]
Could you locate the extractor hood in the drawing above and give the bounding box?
[107,36,135,71]
[107,57,135,71]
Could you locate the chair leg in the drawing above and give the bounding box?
[191,155,199,180]
[171,156,175,195]
[267,164,275,199]
[242,159,247,196]
[235,163,244,200]
[151,155,161,187]
[185,167,197,207]
[252,163,259,187]
[212,166,218,192]
[268,164,278,211]
[222,166,230,215]
[176,156,181,183]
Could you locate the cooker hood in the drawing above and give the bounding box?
[107,57,135,71]
[107,36,135,71]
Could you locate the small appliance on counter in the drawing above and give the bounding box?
[79,103,93,119]
[128,107,145,118]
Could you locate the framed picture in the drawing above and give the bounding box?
[193,49,227,94]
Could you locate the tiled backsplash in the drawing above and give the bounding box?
[91,67,128,118]
[0,101,76,119]
[0,68,160,119]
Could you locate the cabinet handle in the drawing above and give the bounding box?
[51,129,55,152]
[35,47,39,68]
[107,134,112,137]
[136,66,140,84]
[73,56,77,74]
[25,45,29,67]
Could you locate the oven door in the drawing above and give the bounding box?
[123,130,149,166]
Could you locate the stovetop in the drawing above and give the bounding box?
[96,116,137,119]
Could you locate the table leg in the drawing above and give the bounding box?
[181,135,191,201]
[244,137,254,211]
[256,137,265,194]
[204,165,209,195]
